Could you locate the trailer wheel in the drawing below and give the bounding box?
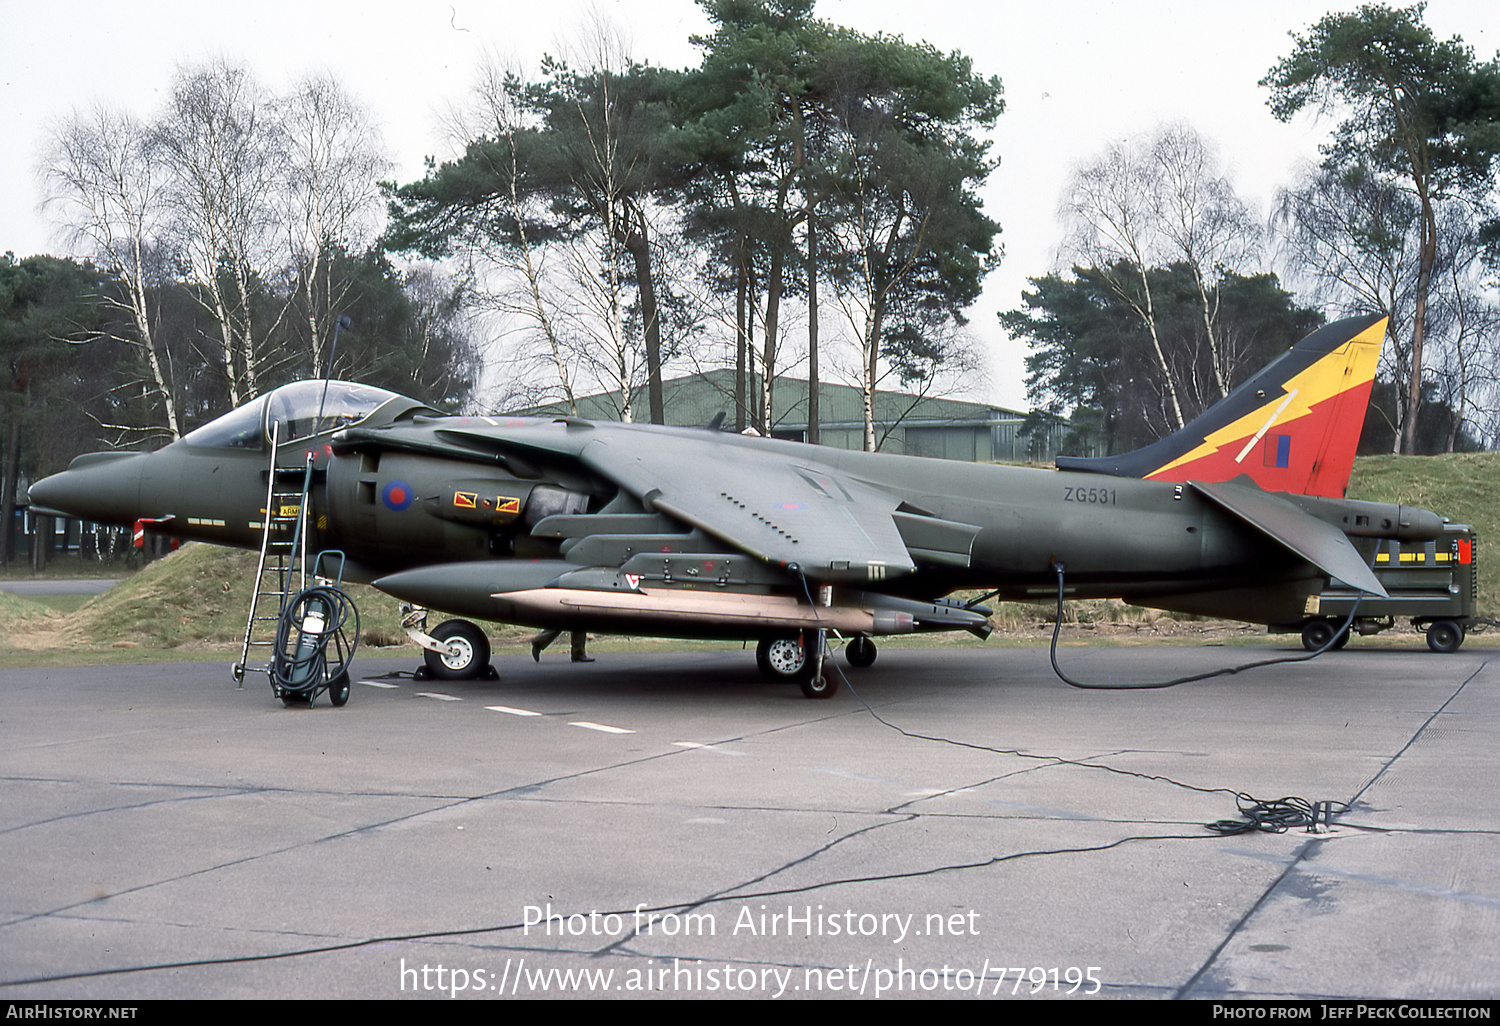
[1301,618,1337,651]
[1426,620,1464,654]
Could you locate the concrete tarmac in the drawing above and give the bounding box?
[0,642,1496,1001]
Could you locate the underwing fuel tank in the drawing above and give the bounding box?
[372,561,989,640]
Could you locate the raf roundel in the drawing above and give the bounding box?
[382,480,415,512]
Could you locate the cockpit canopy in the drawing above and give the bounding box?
[182,381,405,449]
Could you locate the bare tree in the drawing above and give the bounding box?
[39,104,182,440]
[1272,165,1416,446]
[563,48,642,422]
[438,55,582,415]
[1420,205,1500,451]
[407,29,689,421]
[44,64,461,432]
[1273,164,1500,452]
[823,146,930,451]
[280,72,391,378]
[1061,135,1187,430]
[1149,124,1262,397]
[154,58,286,405]
[1062,125,1265,430]
[550,27,675,424]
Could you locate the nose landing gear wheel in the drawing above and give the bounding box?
[422,619,492,680]
[799,670,838,699]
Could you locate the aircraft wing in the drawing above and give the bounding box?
[574,427,919,583]
[1190,479,1388,597]
[373,420,922,582]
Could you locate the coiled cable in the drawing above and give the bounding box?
[270,585,360,701]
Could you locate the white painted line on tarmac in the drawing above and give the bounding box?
[486,705,542,716]
[359,680,399,689]
[417,692,463,701]
[570,721,635,734]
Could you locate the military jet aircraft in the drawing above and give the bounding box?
[29,314,1440,697]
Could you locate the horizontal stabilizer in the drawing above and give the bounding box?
[1189,480,1387,598]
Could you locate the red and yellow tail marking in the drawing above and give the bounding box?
[1145,318,1385,497]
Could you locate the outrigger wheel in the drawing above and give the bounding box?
[845,635,877,668]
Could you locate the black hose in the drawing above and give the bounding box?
[1048,561,1361,690]
[270,585,360,697]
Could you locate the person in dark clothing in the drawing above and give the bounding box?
[531,628,593,663]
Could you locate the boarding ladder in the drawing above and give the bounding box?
[232,421,313,686]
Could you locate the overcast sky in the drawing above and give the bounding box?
[4,0,1500,409]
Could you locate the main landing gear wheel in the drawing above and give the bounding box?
[1426,620,1465,654]
[423,619,492,680]
[1301,618,1338,651]
[755,634,837,699]
[845,635,877,668]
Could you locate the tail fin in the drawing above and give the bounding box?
[1055,314,1385,498]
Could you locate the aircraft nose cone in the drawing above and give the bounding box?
[28,451,147,526]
